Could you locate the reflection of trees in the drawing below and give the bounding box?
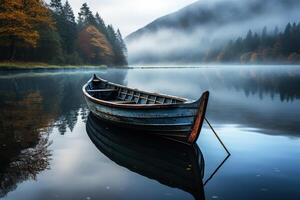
[0,70,128,135]
[199,68,300,136]
[234,69,300,102]
[0,92,52,198]
[0,70,128,196]
[196,68,300,102]
[0,136,51,198]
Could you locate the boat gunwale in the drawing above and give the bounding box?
[82,76,201,109]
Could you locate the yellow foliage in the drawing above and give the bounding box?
[0,0,54,48]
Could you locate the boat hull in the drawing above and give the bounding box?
[85,97,203,142]
[83,75,209,144]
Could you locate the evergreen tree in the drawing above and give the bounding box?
[274,26,279,36]
[282,23,292,54]
[63,1,75,23]
[244,30,253,52]
[49,0,77,59]
[116,29,128,64]
[261,26,268,47]
[32,27,63,63]
[78,3,96,28]
[49,0,63,15]
[62,0,77,54]
[117,29,127,54]
[213,22,300,64]
[0,0,127,66]
[106,25,127,65]
[95,12,107,36]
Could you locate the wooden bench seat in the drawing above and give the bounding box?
[87,89,118,93]
[111,101,136,104]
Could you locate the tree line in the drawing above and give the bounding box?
[0,0,127,66]
[205,22,300,64]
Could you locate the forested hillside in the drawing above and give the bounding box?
[0,0,127,66]
[126,0,300,64]
[205,23,300,64]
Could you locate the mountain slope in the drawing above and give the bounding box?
[126,0,300,64]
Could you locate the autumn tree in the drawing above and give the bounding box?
[0,0,54,60]
[78,25,114,65]
[0,1,127,65]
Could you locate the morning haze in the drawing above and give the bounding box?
[0,1,300,200]
[126,0,300,64]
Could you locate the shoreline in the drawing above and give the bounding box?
[0,62,108,70]
[0,62,299,71]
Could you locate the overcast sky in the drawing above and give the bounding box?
[48,0,197,36]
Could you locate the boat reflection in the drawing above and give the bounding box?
[86,114,206,200]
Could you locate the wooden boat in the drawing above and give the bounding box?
[83,74,209,144]
[86,114,206,200]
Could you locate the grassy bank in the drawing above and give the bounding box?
[0,62,107,70]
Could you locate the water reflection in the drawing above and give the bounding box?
[86,114,206,200]
[0,70,128,135]
[0,66,299,200]
[0,92,52,198]
[0,69,128,198]
[126,67,300,137]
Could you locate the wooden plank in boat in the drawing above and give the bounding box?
[87,89,118,93]
[111,101,136,104]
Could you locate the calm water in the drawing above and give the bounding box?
[0,66,300,200]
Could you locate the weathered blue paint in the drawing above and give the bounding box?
[83,74,209,144]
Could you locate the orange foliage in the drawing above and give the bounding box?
[250,52,262,63]
[78,25,114,64]
[0,0,54,47]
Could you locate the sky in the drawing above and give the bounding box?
[47,0,198,36]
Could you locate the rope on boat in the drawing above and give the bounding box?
[204,118,231,155]
[203,117,231,186]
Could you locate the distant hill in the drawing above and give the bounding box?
[126,0,300,64]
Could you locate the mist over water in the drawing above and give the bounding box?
[1,66,300,200]
[126,0,300,64]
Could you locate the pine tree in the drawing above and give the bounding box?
[116,29,128,64]
[62,0,77,54]
[274,26,279,36]
[282,23,292,54]
[261,26,268,47]
[0,0,127,65]
[78,3,96,28]
[95,12,107,36]
[63,1,75,23]
[105,25,127,65]
[49,0,63,15]
[244,30,253,52]
[117,29,127,54]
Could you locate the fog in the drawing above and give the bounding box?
[126,0,300,64]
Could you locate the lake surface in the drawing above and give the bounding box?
[0,66,300,200]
